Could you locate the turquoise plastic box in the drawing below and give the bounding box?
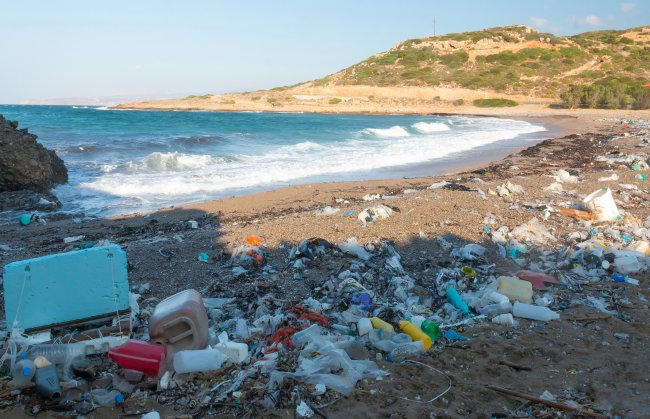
[3,245,130,330]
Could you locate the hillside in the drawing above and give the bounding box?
[116,25,650,112]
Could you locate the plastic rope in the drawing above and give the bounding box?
[108,251,123,336]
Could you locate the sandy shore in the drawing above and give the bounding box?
[1,111,649,417]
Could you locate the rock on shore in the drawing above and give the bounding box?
[0,115,68,211]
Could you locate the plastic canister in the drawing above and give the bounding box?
[583,187,620,222]
[108,340,166,377]
[497,276,533,303]
[173,349,226,373]
[512,301,559,321]
[398,320,431,350]
[149,289,209,353]
[370,317,394,332]
[614,256,641,275]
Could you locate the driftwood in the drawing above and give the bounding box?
[486,385,608,418]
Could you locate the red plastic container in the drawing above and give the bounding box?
[108,340,166,377]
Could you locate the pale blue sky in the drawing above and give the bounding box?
[1,0,647,103]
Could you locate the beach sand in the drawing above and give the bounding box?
[1,111,649,418]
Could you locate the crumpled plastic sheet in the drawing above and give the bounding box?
[510,218,556,244]
[338,238,372,261]
[268,325,388,395]
[358,205,393,225]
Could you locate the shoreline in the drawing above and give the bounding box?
[1,111,649,417]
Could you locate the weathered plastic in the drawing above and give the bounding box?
[386,341,424,362]
[398,320,431,350]
[91,388,125,407]
[479,301,513,317]
[34,364,61,401]
[513,301,560,321]
[357,318,372,336]
[491,313,515,326]
[214,341,249,364]
[446,288,470,314]
[12,353,35,388]
[3,245,129,330]
[370,317,394,332]
[149,289,209,353]
[108,340,166,377]
[420,320,441,342]
[497,276,533,303]
[173,349,226,373]
[583,187,620,222]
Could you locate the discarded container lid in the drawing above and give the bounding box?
[197,252,209,262]
[246,235,262,246]
[460,266,477,278]
[18,214,31,226]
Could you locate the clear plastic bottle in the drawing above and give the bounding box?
[12,352,35,387]
[29,343,86,365]
[386,341,424,362]
[478,301,513,317]
[90,388,125,407]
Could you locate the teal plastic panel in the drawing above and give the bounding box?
[3,245,129,330]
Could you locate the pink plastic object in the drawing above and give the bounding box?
[148,289,209,353]
[108,340,166,377]
[516,270,561,290]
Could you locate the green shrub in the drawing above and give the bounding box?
[220,99,235,105]
[452,99,465,106]
[438,50,468,68]
[328,97,342,104]
[473,98,518,107]
[250,96,261,101]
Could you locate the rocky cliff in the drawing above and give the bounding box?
[0,115,68,211]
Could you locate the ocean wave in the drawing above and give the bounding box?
[172,135,228,147]
[364,126,410,138]
[122,152,228,173]
[412,122,450,133]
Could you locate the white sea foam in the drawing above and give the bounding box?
[364,126,410,138]
[80,117,546,205]
[412,122,450,133]
[122,152,226,173]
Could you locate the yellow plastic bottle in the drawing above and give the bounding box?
[398,320,431,350]
[370,317,394,332]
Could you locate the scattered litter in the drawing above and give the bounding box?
[358,204,393,225]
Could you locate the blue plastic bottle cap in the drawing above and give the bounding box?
[386,353,394,362]
[20,351,27,360]
[115,393,125,404]
[23,367,32,377]
[18,214,31,226]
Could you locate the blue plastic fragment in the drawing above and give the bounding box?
[442,329,469,342]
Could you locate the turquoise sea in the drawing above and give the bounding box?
[0,105,549,219]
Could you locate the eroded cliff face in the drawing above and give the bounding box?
[0,115,68,211]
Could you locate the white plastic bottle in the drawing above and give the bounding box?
[512,301,559,321]
[173,349,226,373]
[214,341,249,364]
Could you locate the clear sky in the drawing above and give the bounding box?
[1,0,647,103]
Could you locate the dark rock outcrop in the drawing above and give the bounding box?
[0,114,68,211]
[0,115,68,192]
